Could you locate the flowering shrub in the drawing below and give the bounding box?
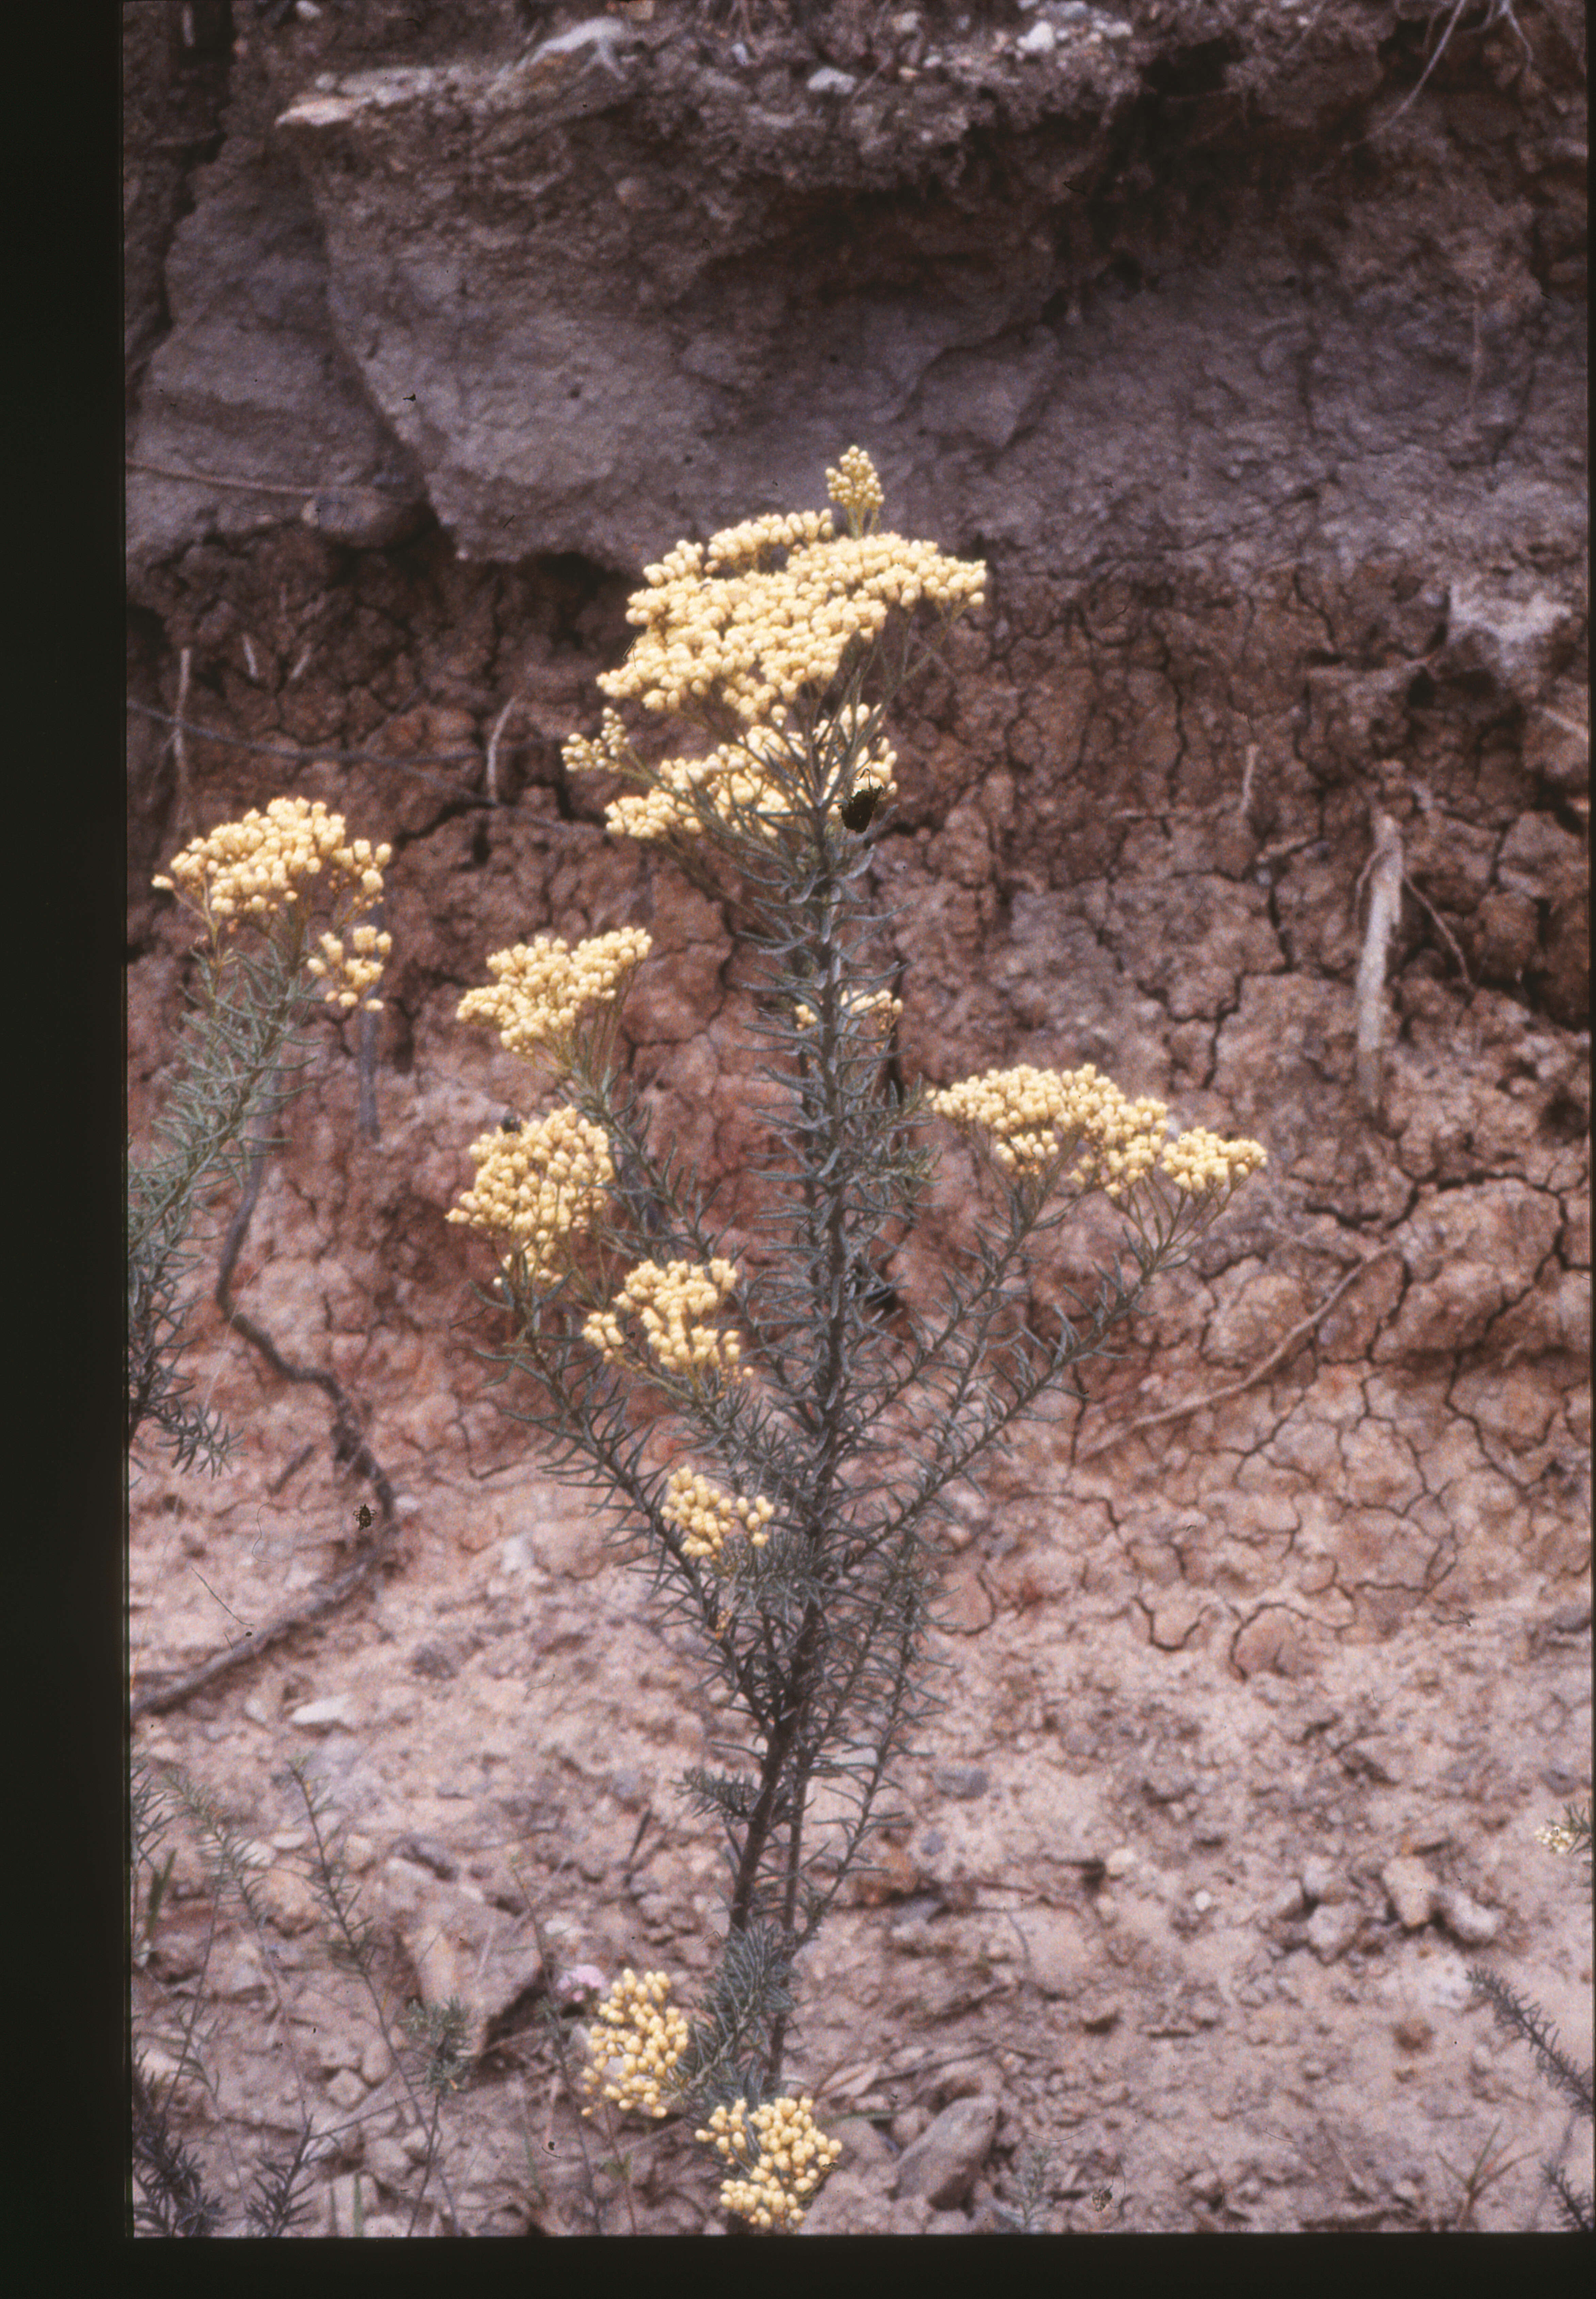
[450,448,1266,2229]
[132,799,393,1473]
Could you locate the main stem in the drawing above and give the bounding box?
[724,842,862,2092]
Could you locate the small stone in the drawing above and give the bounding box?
[1018,1909,1087,1997]
[1017,21,1056,55]
[808,66,858,95]
[1393,2013,1434,2052]
[1381,1856,1439,1930]
[327,2068,366,2110]
[1080,1997,1121,2033]
[933,1762,990,1800]
[288,1694,355,1731]
[409,1642,457,1681]
[499,1533,535,1576]
[1301,1856,1340,1906]
[1305,1902,1359,1964]
[1435,1885,1499,1947]
[1193,1889,1213,1913]
[218,1943,266,1999]
[891,2093,999,2209]
[1104,1847,1137,1878]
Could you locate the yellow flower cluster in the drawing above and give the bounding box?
[661,1465,775,1566]
[594,450,984,725]
[696,2094,844,2231]
[705,508,836,572]
[584,1258,747,1385]
[446,1108,614,1281]
[601,726,800,845]
[561,703,634,782]
[580,1969,691,2121]
[1535,1818,1583,1856]
[567,697,899,850]
[1157,1123,1269,1198]
[930,1063,1166,1187]
[930,1063,1266,1205]
[153,797,393,1009]
[792,987,903,1035]
[826,444,886,525]
[455,929,652,1059]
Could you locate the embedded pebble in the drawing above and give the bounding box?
[1305,1902,1360,1963]
[288,1694,356,1730]
[1300,1855,1340,1905]
[1381,1855,1439,1930]
[1435,1884,1500,1946]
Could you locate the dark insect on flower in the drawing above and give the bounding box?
[500,1112,522,1134]
[839,783,882,834]
[355,1503,372,1531]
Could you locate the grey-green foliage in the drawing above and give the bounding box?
[126,935,315,1473]
[475,602,1249,2127]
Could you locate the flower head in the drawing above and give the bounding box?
[580,1967,692,2121]
[447,1106,615,1284]
[1158,1123,1269,1200]
[661,1465,775,1567]
[695,2093,844,2231]
[826,444,886,529]
[792,985,903,1036]
[153,796,393,1009]
[930,1062,1266,1208]
[456,929,651,1063]
[587,449,983,731]
[584,1257,748,1387]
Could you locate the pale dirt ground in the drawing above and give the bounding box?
[129,1274,1591,2233]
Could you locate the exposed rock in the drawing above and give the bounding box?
[1435,1884,1501,1948]
[1305,1902,1361,1965]
[890,2092,1001,2208]
[288,1693,357,1730]
[1381,1855,1440,1931]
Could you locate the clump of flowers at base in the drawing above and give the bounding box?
[579,1969,692,2120]
[454,928,652,1062]
[930,1061,1266,1206]
[661,1466,775,1566]
[447,1108,615,1283]
[696,2094,844,2231]
[584,1258,748,1386]
[153,796,393,1010]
